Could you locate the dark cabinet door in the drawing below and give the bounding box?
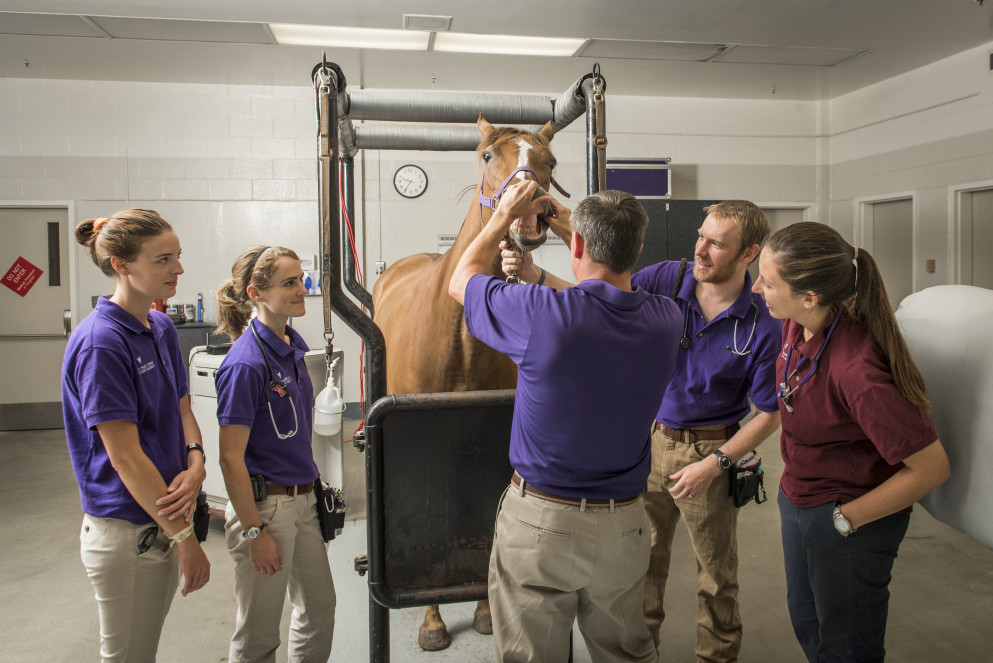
[632,199,720,273]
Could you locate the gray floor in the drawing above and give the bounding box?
[2,424,992,662]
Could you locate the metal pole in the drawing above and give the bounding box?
[340,156,374,314]
[314,59,390,663]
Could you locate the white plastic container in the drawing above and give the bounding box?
[313,375,344,436]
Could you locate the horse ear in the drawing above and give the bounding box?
[539,121,555,143]
[477,114,494,138]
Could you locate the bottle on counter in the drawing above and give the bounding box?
[196,293,204,322]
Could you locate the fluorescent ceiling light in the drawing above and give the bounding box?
[269,23,429,50]
[434,32,585,57]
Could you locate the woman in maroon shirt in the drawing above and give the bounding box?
[752,222,949,662]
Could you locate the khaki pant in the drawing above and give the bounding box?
[489,485,658,663]
[225,492,335,663]
[80,514,180,663]
[643,427,742,662]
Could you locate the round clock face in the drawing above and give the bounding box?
[393,164,428,199]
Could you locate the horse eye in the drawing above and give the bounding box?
[482,152,492,163]
[549,161,557,170]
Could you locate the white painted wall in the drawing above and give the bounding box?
[828,41,993,289]
[19,57,968,410]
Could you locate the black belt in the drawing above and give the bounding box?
[511,472,641,508]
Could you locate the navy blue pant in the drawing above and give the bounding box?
[778,489,909,663]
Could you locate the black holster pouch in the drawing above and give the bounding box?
[193,491,210,542]
[313,479,346,542]
[728,453,768,508]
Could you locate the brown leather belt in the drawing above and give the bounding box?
[511,472,641,508]
[265,481,314,496]
[654,421,740,443]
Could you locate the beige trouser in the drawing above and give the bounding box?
[225,492,336,663]
[643,427,742,663]
[79,514,180,663]
[489,485,658,663]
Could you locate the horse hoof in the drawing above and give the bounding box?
[472,610,493,635]
[418,627,452,651]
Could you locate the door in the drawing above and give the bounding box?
[969,189,993,289]
[870,199,914,310]
[0,207,71,430]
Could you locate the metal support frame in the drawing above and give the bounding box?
[312,58,605,663]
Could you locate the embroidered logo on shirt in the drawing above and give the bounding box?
[137,356,156,375]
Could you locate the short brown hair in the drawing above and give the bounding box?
[704,200,770,263]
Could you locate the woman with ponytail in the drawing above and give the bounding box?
[62,209,210,662]
[214,245,335,662]
[753,222,949,662]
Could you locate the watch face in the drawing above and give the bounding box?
[394,164,428,199]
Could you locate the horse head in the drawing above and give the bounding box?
[476,114,561,251]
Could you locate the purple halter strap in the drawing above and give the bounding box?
[477,166,571,226]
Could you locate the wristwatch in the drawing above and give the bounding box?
[712,450,733,472]
[185,442,206,462]
[833,506,856,536]
[243,523,267,540]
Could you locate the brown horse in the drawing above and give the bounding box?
[371,115,558,650]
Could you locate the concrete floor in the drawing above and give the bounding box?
[2,424,992,662]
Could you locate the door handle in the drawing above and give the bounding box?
[64,309,72,336]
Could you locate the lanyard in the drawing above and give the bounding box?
[778,311,841,412]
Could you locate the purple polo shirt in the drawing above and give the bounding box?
[777,315,937,509]
[464,274,681,498]
[632,261,779,428]
[215,320,318,486]
[62,296,189,524]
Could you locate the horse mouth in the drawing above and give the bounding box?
[509,203,551,250]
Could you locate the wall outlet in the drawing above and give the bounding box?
[925,259,936,273]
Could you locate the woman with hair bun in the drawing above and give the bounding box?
[62,209,210,662]
[215,245,335,663]
[753,222,950,662]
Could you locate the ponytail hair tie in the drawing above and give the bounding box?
[92,217,110,234]
[852,246,859,294]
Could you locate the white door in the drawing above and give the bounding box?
[869,199,913,310]
[969,189,993,289]
[0,206,70,430]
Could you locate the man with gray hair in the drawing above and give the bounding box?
[503,199,782,662]
[450,183,682,662]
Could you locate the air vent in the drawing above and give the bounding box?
[403,14,452,32]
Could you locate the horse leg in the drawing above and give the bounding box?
[473,599,493,635]
[418,605,452,651]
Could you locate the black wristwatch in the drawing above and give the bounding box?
[244,523,268,540]
[712,450,733,472]
[185,442,206,462]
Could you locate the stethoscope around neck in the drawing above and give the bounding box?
[777,310,842,413]
[250,320,299,439]
[679,301,759,356]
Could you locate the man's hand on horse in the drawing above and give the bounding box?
[495,180,550,228]
[500,239,538,283]
[544,197,573,245]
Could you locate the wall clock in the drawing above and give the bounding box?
[393,164,428,199]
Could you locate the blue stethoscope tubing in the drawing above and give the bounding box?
[250,319,299,439]
[777,310,842,412]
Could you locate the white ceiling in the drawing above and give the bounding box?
[1,0,992,100]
